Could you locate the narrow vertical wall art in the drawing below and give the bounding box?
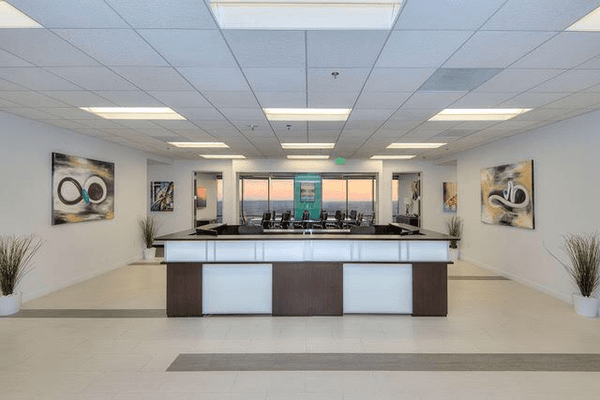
[443,182,457,212]
[150,181,174,212]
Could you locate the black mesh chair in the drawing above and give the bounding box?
[355,212,363,226]
[280,211,291,229]
[294,209,310,229]
[317,210,328,229]
[337,211,346,228]
[260,212,271,229]
[238,225,264,235]
[349,210,357,222]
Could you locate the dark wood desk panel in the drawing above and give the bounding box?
[273,262,343,316]
[412,262,448,316]
[167,263,202,317]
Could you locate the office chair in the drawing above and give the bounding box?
[318,210,328,229]
[349,210,357,222]
[280,211,291,229]
[260,212,271,229]
[294,209,310,229]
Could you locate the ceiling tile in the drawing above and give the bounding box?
[53,29,167,66]
[0,98,21,107]
[449,92,520,108]
[0,107,59,120]
[309,121,345,131]
[354,92,411,109]
[92,90,164,106]
[255,92,306,108]
[307,31,389,67]
[111,67,195,91]
[482,0,600,31]
[402,91,466,108]
[271,121,307,134]
[377,30,472,68]
[38,107,104,119]
[178,68,250,91]
[105,0,217,29]
[202,91,260,108]
[0,29,98,66]
[395,0,506,30]
[511,32,600,69]
[9,0,128,28]
[0,68,81,90]
[46,67,138,91]
[364,68,436,92]
[148,91,212,108]
[576,54,600,69]
[0,91,71,107]
[389,108,439,121]
[138,30,237,67]
[379,119,421,130]
[176,108,224,120]
[223,30,305,68]
[244,68,305,92]
[0,78,27,91]
[474,68,564,93]
[419,68,502,91]
[529,69,600,92]
[542,92,600,109]
[307,68,370,93]
[498,92,568,108]
[40,90,116,107]
[221,108,267,120]
[308,91,358,108]
[444,31,555,68]
[0,48,32,67]
[348,108,395,120]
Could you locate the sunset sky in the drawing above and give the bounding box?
[240,179,374,202]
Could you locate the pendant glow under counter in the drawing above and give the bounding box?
[158,224,456,318]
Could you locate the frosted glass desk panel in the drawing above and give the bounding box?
[202,264,272,314]
[343,264,412,314]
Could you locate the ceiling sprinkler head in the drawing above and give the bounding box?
[248,124,257,131]
[331,71,339,79]
[286,124,291,130]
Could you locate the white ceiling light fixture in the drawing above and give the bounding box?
[265,108,351,121]
[0,1,42,28]
[281,143,335,149]
[79,107,186,120]
[287,155,330,159]
[429,108,532,121]
[387,143,447,149]
[210,0,404,30]
[200,154,246,159]
[370,155,416,160]
[168,142,229,148]
[567,6,600,31]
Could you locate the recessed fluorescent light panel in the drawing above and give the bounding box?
[387,143,446,149]
[210,0,404,30]
[200,154,246,159]
[79,107,185,120]
[168,142,229,148]
[370,155,416,160]
[287,155,330,160]
[567,6,600,31]
[265,108,351,121]
[0,1,42,28]
[281,143,335,150]
[429,108,532,121]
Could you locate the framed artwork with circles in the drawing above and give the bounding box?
[52,153,115,225]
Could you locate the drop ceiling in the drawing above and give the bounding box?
[1,0,600,161]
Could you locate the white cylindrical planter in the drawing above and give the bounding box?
[449,248,459,261]
[573,294,598,318]
[143,247,156,261]
[0,292,22,316]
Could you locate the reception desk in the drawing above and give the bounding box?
[158,223,455,318]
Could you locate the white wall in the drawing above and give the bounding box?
[0,111,148,301]
[148,158,456,235]
[456,110,600,302]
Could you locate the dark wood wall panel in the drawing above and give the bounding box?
[273,263,343,316]
[412,262,448,316]
[167,263,202,317]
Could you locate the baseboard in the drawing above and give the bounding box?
[460,255,572,304]
[23,253,142,303]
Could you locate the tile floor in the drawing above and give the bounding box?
[0,260,598,399]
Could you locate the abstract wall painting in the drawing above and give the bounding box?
[150,181,174,212]
[196,187,207,209]
[443,182,457,212]
[52,153,114,225]
[481,160,534,229]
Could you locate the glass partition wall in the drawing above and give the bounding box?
[239,173,376,225]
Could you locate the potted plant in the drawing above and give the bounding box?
[546,233,599,318]
[0,235,42,316]
[139,216,159,260]
[446,216,462,261]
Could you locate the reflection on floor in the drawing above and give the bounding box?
[1,260,599,399]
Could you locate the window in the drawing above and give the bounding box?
[392,178,399,217]
[347,178,375,218]
[322,174,376,222]
[270,178,294,218]
[322,179,346,216]
[241,178,268,221]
